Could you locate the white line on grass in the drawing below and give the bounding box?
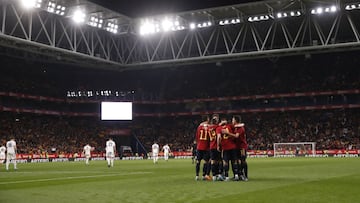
[0,171,152,185]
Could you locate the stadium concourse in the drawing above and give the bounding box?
[0,50,359,158]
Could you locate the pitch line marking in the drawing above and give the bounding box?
[0,171,152,185]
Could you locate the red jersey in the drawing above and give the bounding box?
[216,124,237,150]
[234,123,248,149]
[208,124,218,150]
[195,123,210,151]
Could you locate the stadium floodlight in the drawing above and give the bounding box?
[317,7,323,14]
[72,9,86,24]
[248,15,270,22]
[105,22,118,34]
[88,16,104,28]
[172,21,185,31]
[196,21,212,28]
[219,18,240,25]
[311,6,337,15]
[47,1,66,16]
[290,11,301,16]
[345,4,360,10]
[139,20,159,35]
[231,18,241,24]
[139,16,186,35]
[276,11,301,19]
[160,17,185,32]
[20,0,42,9]
[161,18,173,32]
[219,20,227,25]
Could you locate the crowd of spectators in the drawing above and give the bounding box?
[0,113,106,155]
[132,109,360,152]
[0,108,359,155]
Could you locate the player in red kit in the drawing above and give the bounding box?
[217,116,239,181]
[194,115,211,181]
[208,114,223,181]
[227,115,249,181]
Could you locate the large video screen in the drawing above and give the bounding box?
[101,102,132,120]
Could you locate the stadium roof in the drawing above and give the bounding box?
[1,0,360,71]
[88,0,256,18]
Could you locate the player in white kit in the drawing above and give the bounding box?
[6,138,17,171]
[152,142,159,164]
[105,138,116,167]
[162,144,171,161]
[0,145,6,164]
[83,144,92,165]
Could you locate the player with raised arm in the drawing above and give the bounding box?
[195,115,211,181]
[0,144,6,165]
[152,142,160,164]
[218,116,239,181]
[6,138,17,171]
[83,144,92,165]
[161,144,171,161]
[105,138,116,168]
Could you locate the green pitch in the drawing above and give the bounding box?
[1,157,359,203]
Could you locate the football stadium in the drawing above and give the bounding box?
[0,0,360,202]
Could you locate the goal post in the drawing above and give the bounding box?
[273,142,316,157]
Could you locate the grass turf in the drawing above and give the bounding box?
[0,157,359,203]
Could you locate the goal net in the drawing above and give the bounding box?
[273,142,316,157]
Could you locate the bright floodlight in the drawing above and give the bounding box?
[330,6,337,12]
[189,23,196,29]
[72,10,86,24]
[316,7,323,14]
[140,20,157,35]
[106,22,118,34]
[345,4,360,10]
[47,1,66,16]
[89,16,103,28]
[21,0,41,9]
[161,18,173,32]
[312,6,337,15]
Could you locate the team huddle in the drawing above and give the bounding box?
[195,114,248,181]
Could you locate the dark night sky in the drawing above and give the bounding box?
[88,0,261,18]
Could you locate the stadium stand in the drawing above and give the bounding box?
[0,50,359,155]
